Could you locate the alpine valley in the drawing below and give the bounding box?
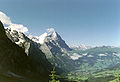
[0,21,120,82]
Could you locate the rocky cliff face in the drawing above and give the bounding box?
[40,31,72,57]
[0,21,49,82]
[38,31,75,71]
[28,30,72,58]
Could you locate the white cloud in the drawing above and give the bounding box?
[82,53,87,56]
[0,11,12,25]
[98,54,107,56]
[87,55,94,57]
[6,23,28,33]
[47,28,55,33]
[0,11,28,33]
[70,53,82,60]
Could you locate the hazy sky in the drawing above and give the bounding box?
[0,0,120,46]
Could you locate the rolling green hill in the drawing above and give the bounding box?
[67,46,120,82]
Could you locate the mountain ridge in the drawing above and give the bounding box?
[5,26,75,73]
[0,21,50,82]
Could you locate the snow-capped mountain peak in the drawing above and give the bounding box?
[28,28,58,44]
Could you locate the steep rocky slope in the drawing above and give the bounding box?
[0,21,49,82]
[6,27,75,72]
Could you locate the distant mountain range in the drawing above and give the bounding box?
[70,44,92,50]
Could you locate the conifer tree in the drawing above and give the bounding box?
[49,67,60,82]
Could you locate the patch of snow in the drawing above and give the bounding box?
[52,31,57,38]
[28,35,39,42]
[38,32,48,44]
[28,33,48,44]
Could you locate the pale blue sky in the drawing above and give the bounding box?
[0,0,120,46]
